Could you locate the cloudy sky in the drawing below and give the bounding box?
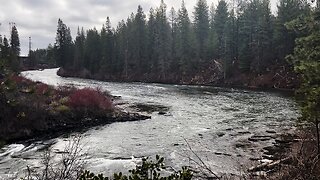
[0,0,279,56]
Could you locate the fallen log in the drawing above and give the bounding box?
[248,157,292,172]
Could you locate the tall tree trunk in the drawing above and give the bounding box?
[124,41,128,79]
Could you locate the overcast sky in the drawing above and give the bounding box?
[0,0,280,56]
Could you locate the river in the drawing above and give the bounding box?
[0,68,299,179]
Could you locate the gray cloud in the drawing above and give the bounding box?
[0,0,279,56]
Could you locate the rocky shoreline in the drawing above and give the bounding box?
[246,132,298,178]
[8,110,150,145]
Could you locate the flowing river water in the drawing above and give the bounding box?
[0,68,299,179]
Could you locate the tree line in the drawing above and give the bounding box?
[43,0,312,82]
[0,25,20,72]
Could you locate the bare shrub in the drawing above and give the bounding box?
[269,130,320,180]
[22,135,86,180]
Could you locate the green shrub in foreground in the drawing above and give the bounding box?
[79,155,193,180]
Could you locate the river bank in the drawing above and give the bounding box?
[0,74,150,145]
[247,129,320,180]
[57,62,299,93]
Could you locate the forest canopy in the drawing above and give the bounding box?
[32,0,314,84]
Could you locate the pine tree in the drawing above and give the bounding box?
[274,0,310,62]
[74,27,85,70]
[1,37,10,59]
[84,28,101,73]
[10,26,20,57]
[169,7,178,68]
[213,0,230,78]
[114,20,126,75]
[147,8,157,73]
[133,6,147,73]
[255,0,273,71]
[54,19,74,68]
[155,0,172,79]
[237,0,273,72]
[237,1,252,72]
[9,26,20,71]
[214,0,229,59]
[208,3,218,59]
[176,1,194,75]
[0,36,10,73]
[193,0,210,61]
[100,17,115,74]
[287,9,320,154]
[46,44,56,66]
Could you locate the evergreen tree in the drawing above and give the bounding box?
[287,9,320,153]
[84,28,101,73]
[193,0,210,61]
[254,0,273,71]
[100,17,115,73]
[8,26,20,71]
[114,20,126,75]
[10,26,20,57]
[0,36,11,73]
[176,0,195,75]
[214,0,229,59]
[1,37,10,59]
[169,7,178,69]
[155,0,172,79]
[208,3,218,59]
[147,8,157,73]
[133,6,147,73]
[237,0,273,72]
[214,0,232,79]
[274,0,310,62]
[125,13,137,75]
[74,27,85,70]
[48,1,315,85]
[54,19,74,68]
[46,44,56,66]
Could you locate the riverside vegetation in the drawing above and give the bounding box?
[0,0,320,179]
[0,23,149,144]
[0,73,150,143]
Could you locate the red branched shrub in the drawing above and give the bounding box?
[67,88,113,111]
[10,75,33,85]
[35,83,50,95]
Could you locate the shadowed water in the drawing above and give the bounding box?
[0,68,299,179]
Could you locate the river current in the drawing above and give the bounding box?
[0,68,299,179]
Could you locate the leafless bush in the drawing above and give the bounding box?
[22,135,86,180]
[181,138,258,180]
[269,131,320,180]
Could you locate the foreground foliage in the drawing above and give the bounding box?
[270,4,320,180]
[287,8,320,152]
[79,155,193,180]
[22,139,192,180]
[268,131,320,180]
